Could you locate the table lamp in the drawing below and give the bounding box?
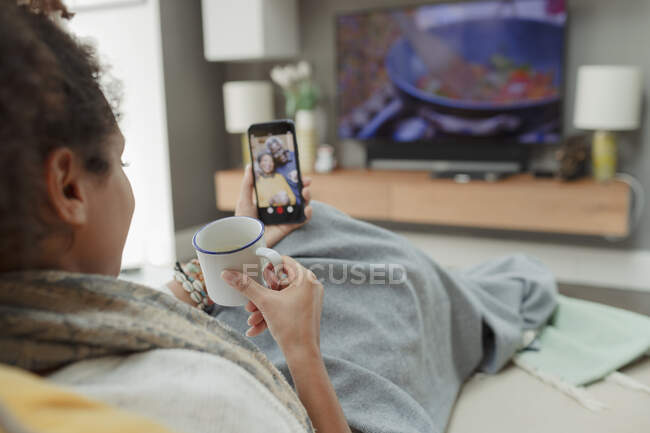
[573,65,643,182]
[223,81,274,166]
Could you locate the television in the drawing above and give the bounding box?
[336,0,567,166]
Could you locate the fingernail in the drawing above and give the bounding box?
[221,270,239,285]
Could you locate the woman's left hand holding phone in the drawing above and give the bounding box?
[236,164,312,248]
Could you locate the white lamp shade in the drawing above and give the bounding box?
[574,65,643,131]
[222,81,274,134]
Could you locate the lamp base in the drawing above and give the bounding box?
[241,133,251,167]
[592,130,617,182]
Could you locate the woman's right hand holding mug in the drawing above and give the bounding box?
[221,256,323,358]
[221,257,351,433]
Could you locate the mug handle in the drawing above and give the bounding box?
[255,247,284,280]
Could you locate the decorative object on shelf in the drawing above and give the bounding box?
[573,65,643,182]
[295,109,318,173]
[555,133,590,181]
[222,81,274,167]
[271,61,320,173]
[314,144,337,174]
[201,0,298,61]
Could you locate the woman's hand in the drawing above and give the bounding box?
[235,164,312,248]
[221,256,323,355]
[222,257,351,433]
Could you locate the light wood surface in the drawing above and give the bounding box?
[214,169,630,237]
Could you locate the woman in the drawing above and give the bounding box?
[0,2,332,432]
[0,2,557,433]
[255,151,296,207]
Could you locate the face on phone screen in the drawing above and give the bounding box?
[249,129,304,223]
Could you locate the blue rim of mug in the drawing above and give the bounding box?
[192,216,265,255]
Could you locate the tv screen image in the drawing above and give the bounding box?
[337,0,567,145]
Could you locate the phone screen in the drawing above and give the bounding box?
[249,122,305,225]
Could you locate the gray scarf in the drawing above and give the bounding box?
[0,270,313,432]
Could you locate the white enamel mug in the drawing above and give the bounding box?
[192,216,282,306]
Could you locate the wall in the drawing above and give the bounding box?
[564,0,650,251]
[159,0,230,232]
[165,0,650,255]
[293,0,650,251]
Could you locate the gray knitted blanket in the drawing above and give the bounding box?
[213,201,557,433]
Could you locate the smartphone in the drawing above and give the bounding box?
[248,120,306,225]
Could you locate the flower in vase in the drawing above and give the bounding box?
[270,60,319,118]
[296,61,311,80]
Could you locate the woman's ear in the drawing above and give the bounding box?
[44,147,88,226]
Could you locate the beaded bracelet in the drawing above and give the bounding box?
[174,259,210,311]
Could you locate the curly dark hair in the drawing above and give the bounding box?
[0,0,120,271]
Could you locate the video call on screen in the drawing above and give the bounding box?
[251,132,301,216]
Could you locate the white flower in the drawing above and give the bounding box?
[297,61,311,79]
[283,64,300,85]
[271,62,312,88]
[270,65,290,88]
[270,66,282,85]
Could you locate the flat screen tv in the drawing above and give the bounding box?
[336,0,567,162]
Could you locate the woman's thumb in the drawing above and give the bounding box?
[221,270,267,306]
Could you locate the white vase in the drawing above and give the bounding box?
[295,109,318,174]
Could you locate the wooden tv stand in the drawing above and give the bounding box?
[214,169,631,237]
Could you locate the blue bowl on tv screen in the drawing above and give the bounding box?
[385,18,564,114]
